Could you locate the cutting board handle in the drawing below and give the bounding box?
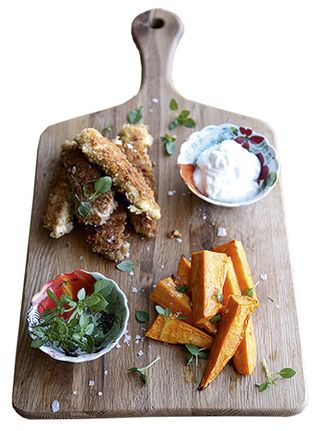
[132,9,184,92]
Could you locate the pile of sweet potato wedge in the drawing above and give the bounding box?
[146,240,259,390]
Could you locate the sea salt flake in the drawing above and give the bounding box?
[79,255,84,261]
[161,264,164,269]
[176,238,182,243]
[51,400,60,413]
[202,215,207,220]
[137,350,144,356]
[115,343,121,349]
[135,335,142,341]
[104,369,108,376]
[88,380,95,387]
[152,284,157,288]
[98,391,103,397]
[129,271,134,276]
[131,287,138,293]
[217,227,227,237]
[152,97,159,104]
[123,334,132,345]
[71,166,77,175]
[260,273,268,281]
[167,190,176,196]
[72,390,77,395]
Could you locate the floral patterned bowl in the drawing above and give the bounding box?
[27,269,129,363]
[177,123,280,207]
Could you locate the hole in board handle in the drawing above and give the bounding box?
[150,18,164,29]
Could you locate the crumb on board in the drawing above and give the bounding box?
[167,229,182,239]
[176,238,182,243]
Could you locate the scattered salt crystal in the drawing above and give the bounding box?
[72,390,77,395]
[148,345,152,350]
[79,255,84,261]
[275,304,280,309]
[71,166,77,175]
[152,97,159,104]
[88,380,95,387]
[142,328,146,332]
[152,284,157,288]
[260,273,268,281]
[161,264,164,269]
[176,238,182,243]
[123,334,132,345]
[104,369,108,376]
[137,350,144,356]
[131,287,138,293]
[146,245,151,252]
[127,143,133,150]
[129,271,134,276]
[51,400,60,413]
[217,227,227,237]
[167,190,176,196]
[135,335,142,341]
[202,215,207,220]
[149,108,153,113]
[98,391,103,397]
[141,288,145,292]
[115,343,121,349]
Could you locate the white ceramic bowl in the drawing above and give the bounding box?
[177,123,280,207]
[27,269,129,363]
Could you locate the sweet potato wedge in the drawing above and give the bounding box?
[222,257,241,306]
[150,276,217,335]
[191,251,228,325]
[232,318,256,375]
[198,295,257,390]
[213,240,257,302]
[213,240,258,374]
[145,315,213,349]
[177,255,191,286]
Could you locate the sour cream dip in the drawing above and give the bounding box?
[193,140,261,203]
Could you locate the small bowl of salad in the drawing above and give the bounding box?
[27,269,129,363]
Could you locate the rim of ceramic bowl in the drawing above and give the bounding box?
[177,123,280,208]
[27,270,129,363]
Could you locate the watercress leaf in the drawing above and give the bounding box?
[85,293,100,307]
[85,323,95,336]
[60,294,73,304]
[72,333,81,342]
[77,288,86,301]
[279,368,296,379]
[168,119,179,130]
[94,176,112,194]
[169,98,178,111]
[94,279,114,297]
[90,294,108,312]
[155,305,165,316]
[176,284,190,293]
[31,337,46,348]
[79,313,89,328]
[78,201,91,217]
[182,117,196,128]
[135,310,149,323]
[163,308,171,317]
[165,141,176,155]
[116,260,135,273]
[185,344,199,356]
[47,289,59,304]
[32,327,45,337]
[139,372,147,384]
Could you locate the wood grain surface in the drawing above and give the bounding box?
[12,8,305,418]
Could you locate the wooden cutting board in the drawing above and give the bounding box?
[12,8,305,418]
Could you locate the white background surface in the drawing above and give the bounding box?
[1,0,319,429]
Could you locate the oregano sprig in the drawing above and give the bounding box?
[255,357,296,392]
[161,134,177,155]
[185,344,208,366]
[76,176,112,218]
[127,106,143,124]
[128,356,160,384]
[155,305,187,339]
[168,99,196,130]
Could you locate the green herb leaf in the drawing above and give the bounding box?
[244,287,255,298]
[94,176,112,194]
[210,313,221,324]
[216,292,223,303]
[165,141,176,155]
[127,106,143,124]
[155,305,171,317]
[101,124,113,135]
[176,284,190,293]
[128,356,160,385]
[266,172,277,187]
[179,110,190,120]
[135,310,149,323]
[279,368,296,379]
[82,184,92,198]
[77,288,86,301]
[93,279,114,297]
[256,382,270,392]
[47,289,59,304]
[84,293,100,307]
[230,126,239,135]
[185,344,199,356]
[79,313,89,328]
[182,117,196,128]
[185,344,208,367]
[116,260,135,273]
[78,201,92,217]
[169,98,178,111]
[168,119,179,130]
[31,337,46,348]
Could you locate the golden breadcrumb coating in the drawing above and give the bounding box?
[43,163,74,238]
[75,128,160,220]
[117,124,159,238]
[61,141,117,225]
[85,205,130,261]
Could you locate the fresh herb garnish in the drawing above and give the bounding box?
[161,134,177,155]
[175,284,190,293]
[116,260,135,273]
[128,356,160,384]
[30,279,115,354]
[168,99,196,129]
[169,98,178,111]
[127,106,143,124]
[155,305,186,339]
[210,313,221,324]
[135,310,149,323]
[216,292,223,303]
[101,124,113,135]
[185,344,208,366]
[244,287,255,298]
[76,176,112,218]
[255,357,296,392]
